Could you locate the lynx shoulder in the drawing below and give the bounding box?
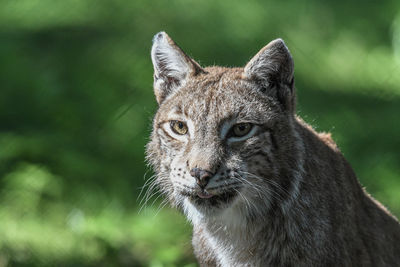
[146,32,400,266]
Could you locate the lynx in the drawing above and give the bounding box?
[146,32,400,266]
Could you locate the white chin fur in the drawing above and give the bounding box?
[182,193,249,229]
[183,198,204,225]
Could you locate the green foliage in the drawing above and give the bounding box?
[0,0,399,265]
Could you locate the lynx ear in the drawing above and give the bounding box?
[244,39,295,111]
[151,32,205,104]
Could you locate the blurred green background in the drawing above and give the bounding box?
[0,0,399,266]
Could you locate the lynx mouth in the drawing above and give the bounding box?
[197,191,214,199]
[190,189,238,208]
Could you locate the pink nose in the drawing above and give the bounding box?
[190,168,213,189]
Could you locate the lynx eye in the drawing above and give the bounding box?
[232,123,252,137]
[170,120,188,135]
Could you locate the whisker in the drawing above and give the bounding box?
[154,197,170,217]
[241,171,290,197]
[234,172,287,204]
[138,174,157,201]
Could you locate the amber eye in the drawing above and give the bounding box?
[232,123,252,137]
[170,120,188,135]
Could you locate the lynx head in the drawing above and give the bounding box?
[146,32,303,226]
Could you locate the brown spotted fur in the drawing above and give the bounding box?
[146,32,400,266]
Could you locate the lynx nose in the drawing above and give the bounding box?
[190,168,213,189]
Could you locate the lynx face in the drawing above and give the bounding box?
[147,32,302,223]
